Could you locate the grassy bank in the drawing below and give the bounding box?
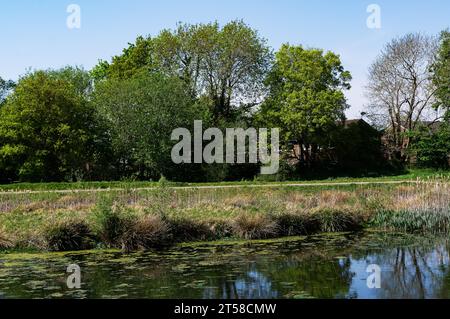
[1,168,449,192]
[1,177,450,253]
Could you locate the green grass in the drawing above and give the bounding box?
[1,168,449,192]
[2,173,450,252]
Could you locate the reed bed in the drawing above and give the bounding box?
[0,179,449,252]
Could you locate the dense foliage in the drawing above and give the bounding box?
[433,30,450,111]
[1,22,449,183]
[0,68,108,182]
[92,72,209,181]
[409,122,450,169]
[257,44,352,170]
[92,20,272,121]
[408,30,450,169]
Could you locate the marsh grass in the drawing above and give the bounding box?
[313,209,366,233]
[0,228,13,249]
[368,179,450,233]
[121,215,172,252]
[232,214,278,240]
[45,220,96,251]
[271,213,315,236]
[370,209,450,233]
[2,178,450,252]
[169,218,217,242]
[89,196,134,248]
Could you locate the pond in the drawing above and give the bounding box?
[0,231,449,299]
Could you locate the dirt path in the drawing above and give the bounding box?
[0,180,419,195]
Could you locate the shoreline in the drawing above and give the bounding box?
[2,179,450,253]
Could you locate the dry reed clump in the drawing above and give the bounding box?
[362,193,390,213]
[169,218,217,242]
[55,195,93,211]
[393,186,450,212]
[392,193,426,211]
[45,220,96,251]
[282,192,310,205]
[121,215,172,252]
[317,191,354,207]
[271,212,317,236]
[280,191,357,214]
[20,200,51,212]
[0,229,13,249]
[12,230,48,251]
[285,202,301,213]
[310,208,366,233]
[207,219,234,239]
[223,194,260,209]
[368,180,450,233]
[232,214,278,239]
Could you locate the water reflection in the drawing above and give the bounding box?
[0,232,449,299]
[350,243,450,299]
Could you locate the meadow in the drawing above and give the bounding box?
[1,168,449,192]
[1,171,450,253]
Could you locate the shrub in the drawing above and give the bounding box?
[169,218,233,242]
[170,218,215,242]
[90,197,133,248]
[208,220,234,239]
[272,213,316,236]
[45,221,96,251]
[313,209,364,233]
[121,215,171,252]
[232,214,278,239]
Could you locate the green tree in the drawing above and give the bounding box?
[0,68,105,182]
[410,30,450,170]
[433,30,450,111]
[93,21,272,120]
[48,66,93,97]
[409,121,450,169]
[0,77,14,107]
[258,44,351,168]
[92,72,209,180]
[91,36,155,81]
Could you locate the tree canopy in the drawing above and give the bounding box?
[93,20,273,121]
[0,68,105,182]
[433,30,450,112]
[365,33,438,162]
[258,44,351,167]
[92,71,209,180]
[1,22,449,183]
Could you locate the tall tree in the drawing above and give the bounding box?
[365,33,439,162]
[0,68,105,182]
[91,36,155,81]
[432,30,450,112]
[92,72,208,180]
[258,44,351,168]
[93,21,273,120]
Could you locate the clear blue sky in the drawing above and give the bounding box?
[1,0,449,117]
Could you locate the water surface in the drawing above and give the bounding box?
[1,232,449,299]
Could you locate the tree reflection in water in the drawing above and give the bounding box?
[361,243,450,299]
[1,233,450,299]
